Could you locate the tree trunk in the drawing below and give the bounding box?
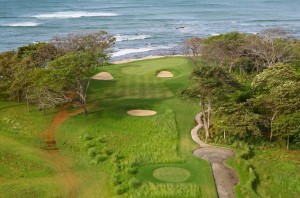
[270,111,278,142]
[25,93,29,113]
[207,99,212,130]
[78,80,88,115]
[224,130,226,141]
[287,135,290,150]
[82,102,88,116]
[200,101,210,140]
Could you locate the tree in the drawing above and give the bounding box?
[202,32,247,72]
[49,31,115,115]
[181,63,240,140]
[244,28,299,72]
[184,37,204,64]
[48,52,98,115]
[252,63,300,142]
[27,68,69,114]
[0,51,17,90]
[51,30,115,61]
[1,43,63,102]
[273,112,300,150]
[213,103,262,140]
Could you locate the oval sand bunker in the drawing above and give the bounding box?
[92,72,113,80]
[127,110,157,116]
[153,167,191,182]
[157,71,174,78]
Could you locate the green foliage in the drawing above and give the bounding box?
[95,154,108,163]
[190,63,240,100]
[128,178,142,189]
[133,183,202,198]
[227,145,258,198]
[213,103,262,139]
[251,63,298,92]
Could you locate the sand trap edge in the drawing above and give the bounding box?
[92,72,113,80]
[157,71,174,78]
[127,110,157,116]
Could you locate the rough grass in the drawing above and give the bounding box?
[227,146,300,198]
[250,148,300,198]
[0,102,62,197]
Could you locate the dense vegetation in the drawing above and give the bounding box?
[184,29,300,149]
[184,30,300,198]
[0,31,115,115]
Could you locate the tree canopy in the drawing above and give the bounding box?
[0,30,115,114]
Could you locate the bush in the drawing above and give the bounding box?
[128,178,142,189]
[97,136,107,143]
[84,141,95,149]
[103,147,114,155]
[113,174,122,186]
[88,147,97,158]
[128,167,138,175]
[114,153,124,160]
[115,185,128,195]
[82,133,93,141]
[95,154,108,163]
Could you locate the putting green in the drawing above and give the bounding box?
[153,167,191,182]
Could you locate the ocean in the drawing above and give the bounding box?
[0,0,300,60]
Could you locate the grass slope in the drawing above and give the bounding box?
[0,101,62,197]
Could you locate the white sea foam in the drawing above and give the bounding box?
[1,22,40,27]
[32,11,119,19]
[115,34,151,42]
[112,46,173,57]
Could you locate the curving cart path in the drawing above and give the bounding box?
[191,111,239,198]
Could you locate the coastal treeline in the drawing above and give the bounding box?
[0,31,115,115]
[183,29,300,149]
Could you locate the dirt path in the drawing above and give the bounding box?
[191,112,238,198]
[42,106,82,198]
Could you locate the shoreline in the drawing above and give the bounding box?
[111,55,185,64]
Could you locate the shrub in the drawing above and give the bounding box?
[84,141,95,149]
[128,178,142,189]
[95,154,108,163]
[88,147,97,158]
[103,147,114,155]
[97,136,107,143]
[113,174,122,186]
[128,167,138,175]
[82,133,93,141]
[115,185,128,195]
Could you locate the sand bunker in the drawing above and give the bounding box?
[127,109,157,116]
[92,72,113,80]
[157,71,174,78]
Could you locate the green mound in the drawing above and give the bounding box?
[153,167,191,182]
